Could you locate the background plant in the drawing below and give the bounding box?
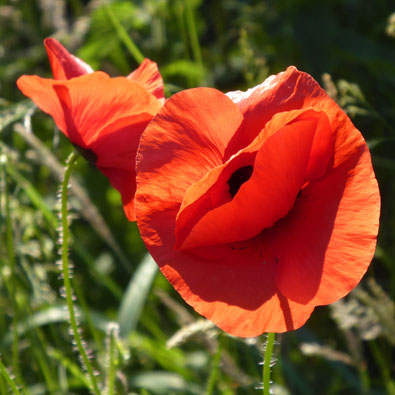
[0,0,394,394]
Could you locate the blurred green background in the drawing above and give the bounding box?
[0,0,394,394]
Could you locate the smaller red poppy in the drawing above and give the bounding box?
[135,67,380,337]
[17,38,164,221]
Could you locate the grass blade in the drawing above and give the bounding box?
[0,357,21,395]
[103,2,144,64]
[118,254,158,338]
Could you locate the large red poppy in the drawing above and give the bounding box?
[17,38,164,221]
[135,66,380,337]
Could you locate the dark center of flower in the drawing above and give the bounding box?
[72,144,98,164]
[227,165,253,198]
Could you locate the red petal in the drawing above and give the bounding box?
[17,74,72,141]
[99,167,136,221]
[90,117,154,170]
[18,72,161,155]
[274,116,380,306]
[135,88,315,336]
[138,194,316,335]
[52,72,161,147]
[225,66,327,157]
[135,87,244,208]
[229,67,380,306]
[18,72,162,221]
[44,38,93,80]
[137,200,314,336]
[174,150,256,250]
[176,109,332,249]
[135,70,379,335]
[128,58,165,101]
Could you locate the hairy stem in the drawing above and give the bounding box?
[60,151,101,395]
[263,333,275,395]
[0,356,21,395]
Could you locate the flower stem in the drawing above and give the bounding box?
[60,151,101,395]
[0,155,20,382]
[104,2,145,64]
[185,0,203,67]
[263,333,275,395]
[0,356,20,395]
[205,333,223,395]
[105,324,118,395]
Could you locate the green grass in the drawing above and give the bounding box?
[0,0,394,394]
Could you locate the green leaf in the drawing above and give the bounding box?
[2,305,110,346]
[118,254,158,337]
[48,349,90,388]
[161,60,206,84]
[129,371,202,394]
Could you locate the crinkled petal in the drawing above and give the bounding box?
[174,150,255,250]
[274,114,380,305]
[177,109,332,249]
[226,67,379,306]
[128,58,165,101]
[44,38,93,80]
[17,74,73,142]
[52,72,161,146]
[90,115,156,170]
[136,199,314,336]
[135,88,244,209]
[17,72,161,152]
[18,71,162,220]
[225,66,327,157]
[136,69,379,336]
[135,88,315,336]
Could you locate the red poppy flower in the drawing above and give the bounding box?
[135,66,380,337]
[17,38,164,221]
[43,38,164,102]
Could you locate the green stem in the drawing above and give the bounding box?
[205,334,223,395]
[104,2,145,64]
[0,356,21,395]
[175,0,191,59]
[185,0,203,67]
[263,333,275,395]
[4,163,15,274]
[60,151,101,395]
[1,156,21,388]
[105,325,118,395]
[369,340,395,395]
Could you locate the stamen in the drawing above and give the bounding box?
[227,165,253,198]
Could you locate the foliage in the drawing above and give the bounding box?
[0,0,394,393]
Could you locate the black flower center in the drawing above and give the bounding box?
[72,144,98,164]
[227,165,253,198]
